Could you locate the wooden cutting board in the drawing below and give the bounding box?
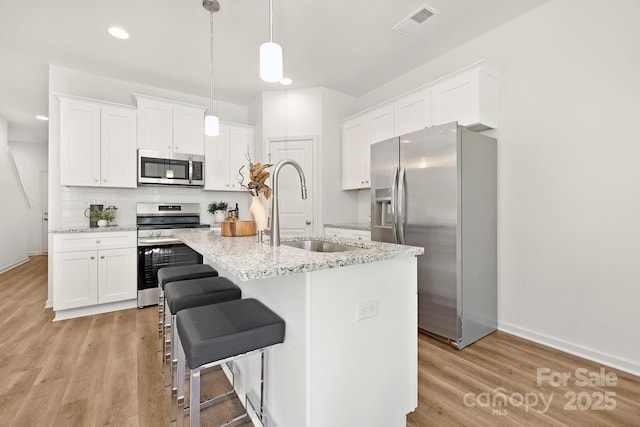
[221,220,256,237]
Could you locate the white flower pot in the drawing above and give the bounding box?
[214,211,226,224]
[97,219,108,227]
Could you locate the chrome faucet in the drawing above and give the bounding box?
[270,159,308,247]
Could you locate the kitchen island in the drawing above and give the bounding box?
[173,229,423,427]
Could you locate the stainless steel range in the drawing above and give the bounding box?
[136,202,210,307]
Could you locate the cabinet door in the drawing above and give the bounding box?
[341,117,366,190]
[101,106,137,188]
[394,89,428,136]
[60,99,101,186]
[204,124,230,190]
[137,99,173,152]
[53,251,98,310]
[428,67,498,130]
[364,105,395,188]
[366,104,395,145]
[173,105,205,155]
[228,126,254,190]
[98,247,137,304]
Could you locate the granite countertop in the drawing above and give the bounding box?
[173,229,423,281]
[51,225,138,233]
[324,223,371,231]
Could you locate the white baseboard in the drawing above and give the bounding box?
[44,299,53,309]
[0,257,29,274]
[498,321,640,377]
[53,299,138,321]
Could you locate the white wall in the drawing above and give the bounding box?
[261,88,358,230]
[8,141,48,254]
[320,88,359,225]
[355,0,640,374]
[0,116,29,272]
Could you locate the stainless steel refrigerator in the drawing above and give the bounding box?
[371,121,497,349]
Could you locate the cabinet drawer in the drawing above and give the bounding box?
[54,231,137,252]
[325,227,371,241]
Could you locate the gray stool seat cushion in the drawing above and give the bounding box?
[158,264,218,290]
[177,298,285,368]
[164,277,240,314]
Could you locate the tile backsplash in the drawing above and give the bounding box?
[61,185,251,227]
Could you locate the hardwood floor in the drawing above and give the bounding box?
[1,256,638,426]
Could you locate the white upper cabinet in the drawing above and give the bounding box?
[341,105,394,190]
[393,89,429,136]
[204,123,255,191]
[341,61,499,191]
[341,117,367,190]
[135,94,206,155]
[59,95,136,188]
[427,62,499,130]
[365,104,394,146]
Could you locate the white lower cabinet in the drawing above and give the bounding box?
[53,232,137,312]
[324,227,371,241]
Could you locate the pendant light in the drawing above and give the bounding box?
[260,0,283,82]
[204,0,220,136]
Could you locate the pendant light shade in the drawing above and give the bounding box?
[260,0,283,82]
[260,41,283,82]
[205,114,219,136]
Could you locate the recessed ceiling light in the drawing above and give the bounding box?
[108,27,130,40]
[280,77,292,86]
[36,115,49,121]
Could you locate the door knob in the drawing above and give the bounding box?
[305,220,311,225]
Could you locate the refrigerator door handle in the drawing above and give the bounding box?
[391,166,399,244]
[397,166,406,244]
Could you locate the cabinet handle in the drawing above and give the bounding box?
[306,220,311,225]
[358,236,363,240]
[100,256,105,259]
[94,178,99,182]
[103,178,107,182]
[175,146,179,150]
[90,256,95,260]
[168,145,172,149]
[96,240,100,244]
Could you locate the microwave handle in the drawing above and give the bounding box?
[188,160,193,184]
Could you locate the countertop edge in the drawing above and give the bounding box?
[174,229,423,281]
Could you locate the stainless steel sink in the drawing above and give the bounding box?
[281,239,358,253]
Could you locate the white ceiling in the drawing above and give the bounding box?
[0,0,549,144]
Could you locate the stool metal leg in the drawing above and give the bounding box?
[176,332,185,427]
[165,312,175,386]
[190,367,201,427]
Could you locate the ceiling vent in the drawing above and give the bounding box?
[392,4,439,36]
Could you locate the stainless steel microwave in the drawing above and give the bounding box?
[137,149,205,186]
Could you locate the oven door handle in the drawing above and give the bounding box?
[137,238,183,247]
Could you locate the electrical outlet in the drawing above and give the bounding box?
[357,299,379,321]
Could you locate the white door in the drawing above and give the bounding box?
[41,170,48,253]
[267,139,314,234]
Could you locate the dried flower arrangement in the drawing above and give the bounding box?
[237,153,273,199]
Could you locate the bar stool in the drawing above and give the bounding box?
[157,265,219,347]
[176,298,285,427]
[164,276,241,419]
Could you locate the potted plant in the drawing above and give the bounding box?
[90,210,115,227]
[208,201,228,224]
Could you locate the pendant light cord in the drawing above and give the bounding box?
[209,11,214,114]
[269,0,273,42]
